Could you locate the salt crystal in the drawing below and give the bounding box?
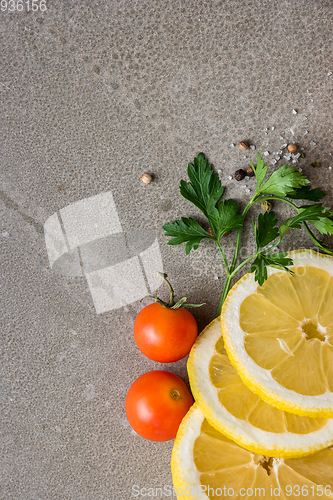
[301,147,304,151]
[264,132,268,135]
[328,71,332,76]
[330,153,332,156]
[217,169,222,173]
[275,156,281,161]
[281,144,288,149]
[292,153,300,160]
[263,151,269,156]
[303,131,308,135]
[310,141,317,146]
[298,168,303,172]
[245,189,251,193]
[292,159,298,164]
[228,175,232,180]
[263,128,268,131]
[284,154,291,160]
[214,276,219,280]
[230,143,235,147]
[243,156,247,159]
[329,166,332,171]
[271,126,275,131]
[278,150,282,155]
[273,152,279,155]
[245,176,250,180]
[292,109,297,114]
[270,159,277,165]
[241,185,247,189]
[310,99,313,102]
[307,89,309,93]
[2,231,9,237]
[279,136,284,140]
[250,145,256,150]
[303,116,307,120]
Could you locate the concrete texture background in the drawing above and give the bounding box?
[1,0,333,498]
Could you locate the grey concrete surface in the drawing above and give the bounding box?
[1,0,333,498]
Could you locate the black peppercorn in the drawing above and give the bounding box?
[234,169,246,181]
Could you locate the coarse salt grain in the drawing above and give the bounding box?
[270,159,277,165]
[298,168,303,172]
[271,127,275,131]
[292,159,298,164]
[217,169,222,173]
[245,176,250,180]
[304,131,308,135]
[292,109,297,114]
[263,128,268,131]
[264,132,268,135]
[279,136,284,140]
[281,144,287,149]
[284,154,291,160]
[214,276,219,280]
[278,150,282,155]
[310,141,317,146]
[303,116,307,120]
[228,176,232,180]
[329,166,332,170]
[245,189,251,193]
[275,156,281,161]
[328,72,332,76]
[230,143,235,147]
[273,152,279,155]
[250,145,256,150]
[263,151,269,156]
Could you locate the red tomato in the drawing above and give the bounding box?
[125,370,194,441]
[134,302,198,363]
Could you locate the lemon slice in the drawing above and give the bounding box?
[222,249,333,418]
[172,404,333,500]
[188,317,333,458]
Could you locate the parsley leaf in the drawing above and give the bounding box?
[258,163,310,197]
[288,185,326,202]
[180,153,225,218]
[303,222,333,255]
[163,217,213,255]
[280,205,333,238]
[251,153,267,191]
[254,211,279,250]
[209,199,243,240]
[249,252,294,286]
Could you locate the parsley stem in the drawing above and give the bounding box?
[254,196,299,211]
[216,240,230,276]
[230,199,256,273]
[230,252,258,279]
[217,275,232,316]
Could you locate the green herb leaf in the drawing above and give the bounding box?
[254,211,279,250]
[251,153,267,191]
[303,222,333,255]
[258,164,310,197]
[208,199,243,240]
[180,153,225,218]
[281,204,333,236]
[249,252,294,286]
[163,217,213,255]
[288,185,326,202]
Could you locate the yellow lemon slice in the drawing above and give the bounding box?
[172,404,333,500]
[188,317,333,458]
[222,249,333,418]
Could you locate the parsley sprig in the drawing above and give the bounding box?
[163,152,333,315]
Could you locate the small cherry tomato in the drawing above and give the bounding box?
[134,273,202,363]
[125,370,194,441]
[134,302,198,362]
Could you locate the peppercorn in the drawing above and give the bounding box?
[234,169,246,181]
[223,230,231,237]
[246,166,255,177]
[287,144,297,153]
[207,227,213,236]
[261,200,272,212]
[239,141,249,151]
[141,173,152,184]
